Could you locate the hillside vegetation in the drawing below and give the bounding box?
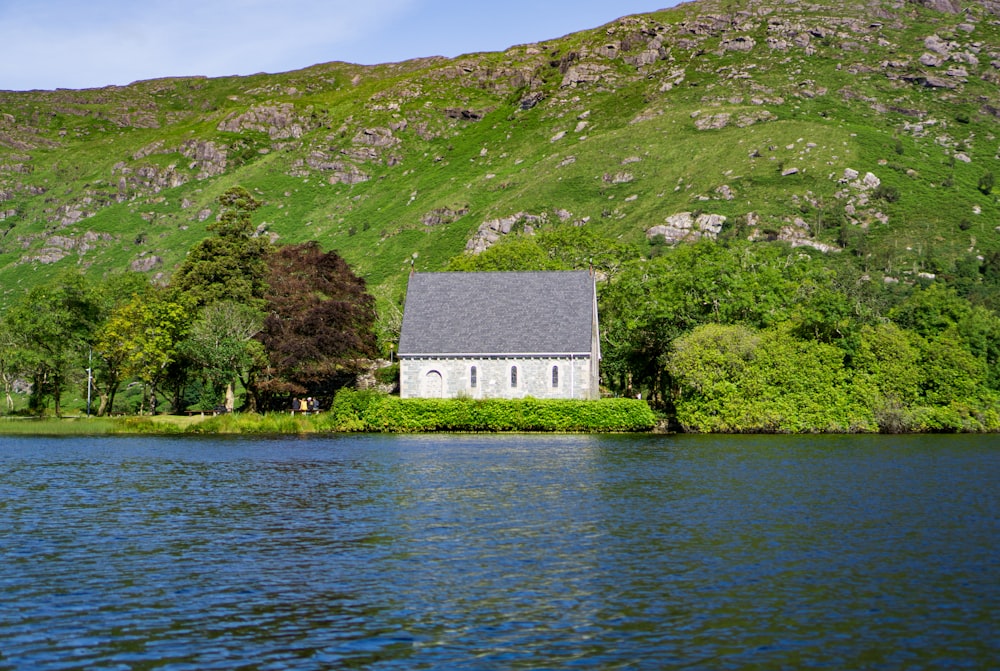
[1,0,999,430]
[1,0,997,294]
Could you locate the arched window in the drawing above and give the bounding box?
[552,365,559,387]
[470,365,477,388]
[510,366,518,387]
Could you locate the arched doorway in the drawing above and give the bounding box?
[422,370,444,398]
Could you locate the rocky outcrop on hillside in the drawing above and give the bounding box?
[466,212,546,254]
[180,141,228,179]
[647,212,727,244]
[422,206,469,227]
[19,231,114,265]
[217,103,315,139]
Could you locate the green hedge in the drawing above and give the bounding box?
[319,390,657,433]
[182,392,656,434]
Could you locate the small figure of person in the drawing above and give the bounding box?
[310,397,320,413]
[299,397,309,414]
[291,397,299,415]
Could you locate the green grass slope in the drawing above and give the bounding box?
[0,0,998,305]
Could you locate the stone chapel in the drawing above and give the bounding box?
[397,270,600,399]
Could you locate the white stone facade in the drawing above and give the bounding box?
[400,356,597,400]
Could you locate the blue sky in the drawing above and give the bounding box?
[0,1,678,91]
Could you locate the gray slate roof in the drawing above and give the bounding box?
[398,271,596,356]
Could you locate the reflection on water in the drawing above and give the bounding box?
[0,433,997,669]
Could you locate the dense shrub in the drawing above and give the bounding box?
[665,321,999,434]
[323,390,656,433]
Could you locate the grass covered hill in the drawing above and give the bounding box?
[1,0,998,306]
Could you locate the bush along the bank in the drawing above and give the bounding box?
[665,323,1000,433]
[321,390,657,433]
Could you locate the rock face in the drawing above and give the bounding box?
[466,212,545,254]
[721,36,756,53]
[422,206,469,226]
[646,212,727,244]
[908,0,961,13]
[217,103,312,139]
[353,127,400,148]
[130,254,163,272]
[180,140,227,179]
[775,219,839,253]
[561,64,612,88]
[20,231,113,265]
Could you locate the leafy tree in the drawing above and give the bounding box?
[599,241,823,401]
[853,323,923,405]
[182,301,265,412]
[889,283,973,337]
[257,242,377,406]
[370,284,405,358]
[95,291,189,413]
[535,227,637,279]
[447,228,637,277]
[919,329,989,407]
[790,286,854,344]
[667,323,760,397]
[171,186,272,310]
[3,273,100,416]
[955,306,1000,390]
[87,272,155,415]
[851,323,923,432]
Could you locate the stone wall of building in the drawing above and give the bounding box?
[400,356,597,400]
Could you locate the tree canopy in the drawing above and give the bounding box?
[258,241,377,400]
[171,186,273,310]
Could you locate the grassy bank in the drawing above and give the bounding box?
[0,415,208,435]
[0,393,658,435]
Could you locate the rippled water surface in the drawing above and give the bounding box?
[1,433,997,669]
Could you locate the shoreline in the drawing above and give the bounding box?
[2,413,997,436]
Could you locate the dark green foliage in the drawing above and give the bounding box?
[888,284,973,337]
[873,184,900,203]
[978,172,994,196]
[171,187,273,310]
[595,238,1000,433]
[600,240,852,404]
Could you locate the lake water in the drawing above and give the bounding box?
[0,433,996,670]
